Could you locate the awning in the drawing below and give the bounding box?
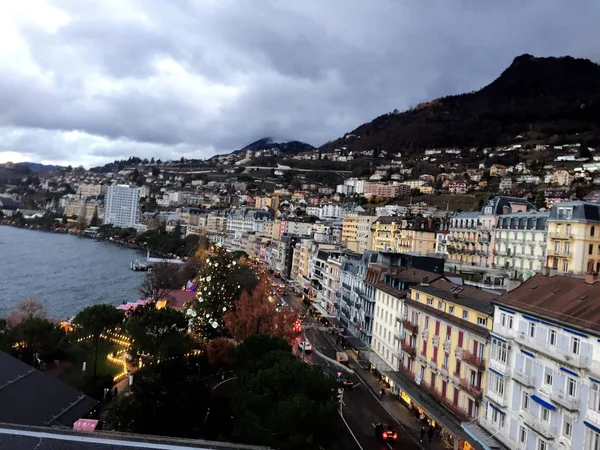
[531,394,556,410]
[311,302,335,318]
[361,350,395,376]
[462,422,509,450]
[345,336,369,350]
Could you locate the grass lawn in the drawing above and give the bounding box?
[51,340,122,389]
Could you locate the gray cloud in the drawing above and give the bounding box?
[1,0,599,167]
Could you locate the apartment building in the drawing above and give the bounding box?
[475,274,600,450]
[546,201,600,275]
[494,212,549,279]
[312,249,346,317]
[371,217,440,255]
[401,279,498,423]
[77,183,102,197]
[104,185,141,228]
[364,183,411,199]
[338,252,378,346]
[342,213,377,253]
[227,208,273,235]
[448,212,480,265]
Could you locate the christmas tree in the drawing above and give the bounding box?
[186,246,258,339]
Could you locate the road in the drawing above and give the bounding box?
[279,286,421,450]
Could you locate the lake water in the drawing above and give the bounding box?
[0,226,147,320]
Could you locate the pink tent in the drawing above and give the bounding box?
[73,419,98,432]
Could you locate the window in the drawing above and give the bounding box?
[424,317,429,330]
[555,241,561,252]
[438,300,444,310]
[477,317,488,327]
[488,372,505,396]
[548,329,557,346]
[586,427,600,450]
[427,298,434,306]
[537,438,547,450]
[519,426,527,445]
[563,416,573,439]
[541,407,550,423]
[443,353,449,368]
[590,244,594,255]
[449,305,455,315]
[544,367,553,387]
[446,326,452,341]
[415,293,420,300]
[491,338,508,363]
[462,310,469,320]
[529,322,536,338]
[522,391,530,410]
[591,382,600,413]
[571,337,581,355]
[565,242,571,253]
[567,377,577,397]
[593,226,596,237]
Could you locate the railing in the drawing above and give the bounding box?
[548,231,571,239]
[462,350,486,370]
[432,335,440,346]
[402,320,418,335]
[401,341,416,358]
[455,347,463,359]
[524,411,558,439]
[429,360,438,370]
[460,379,483,400]
[485,389,508,407]
[438,365,449,377]
[511,368,536,387]
[549,390,580,411]
[488,356,508,375]
[514,332,592,370]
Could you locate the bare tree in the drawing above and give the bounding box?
[15,297,47,320]
[139,263,184,302]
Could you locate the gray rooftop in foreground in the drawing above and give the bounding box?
[0,424,273,450]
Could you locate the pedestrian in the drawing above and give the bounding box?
[428,426,434,443]
[380,388,385,399]
[419,411,425,423]
[420,426,426,443]
[378,373,382,382]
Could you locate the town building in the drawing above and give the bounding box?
[493,211,548,279]
[342,212,377,253]
[364,183,411,199]
[103,185,141,228]
[546,201,600,275]
[371,217,441,255]
[474,274,600,450]
[77,183,102,197]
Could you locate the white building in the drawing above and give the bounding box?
[104,185,141,228]
[474,273,600,450]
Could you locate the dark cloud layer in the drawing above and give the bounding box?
[0,0,599,166]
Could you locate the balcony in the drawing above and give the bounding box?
[485,389,508,407]
[462,350,486,371]
[514,331,592,370]
[438,365,449,377]
[455,347,463,359]
[443,340,451,352]
[524,411,558,439]
[488,356,508,375]
[548,231,571,239]
[401,341,416,358]
[460,379,483,400]
[512,368,536,387]
[432,335,440,346]
[549,390,580,411]
[402,320,418,335]
[429,360,438,370]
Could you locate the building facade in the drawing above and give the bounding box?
[104,185,141,228]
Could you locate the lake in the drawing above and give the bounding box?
[0,226,147,320]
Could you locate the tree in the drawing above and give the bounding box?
[61,214,68,225]
[534,191,547,210]
[126,308,190,364]
[224,279,296,343]
[230,333,291,373]
[139,262,184,302]
[206,337,235,370]
[105,359,210,437]
[73,305,123,377]
[230,347,340,450]
[5,317,65,366]
[186,247,258,339]
[90,207,99,227]
[14,297,47,320]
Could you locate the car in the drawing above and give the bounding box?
[298,341,312,353]
[292,320,302,333]
[336,376,355,389]
[374,423,397,444]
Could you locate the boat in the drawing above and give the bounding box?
[130,260,148,271]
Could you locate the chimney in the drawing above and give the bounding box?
[421,276,429,286]
[453,292,459,300]
[585,272,598,285]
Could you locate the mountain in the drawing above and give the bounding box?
[15,162,64,173]
[321,55,600,154]
[236,137,315,154]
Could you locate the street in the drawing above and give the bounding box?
[279,286,421,450]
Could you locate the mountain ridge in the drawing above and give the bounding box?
[320,54,600,154]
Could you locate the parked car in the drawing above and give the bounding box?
[298,341,312,353]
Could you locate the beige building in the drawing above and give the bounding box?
[553,169,572,187]
[371,217,439,255]
[77,183,102,197]
[64,196,103,223]
[342,213,377,253]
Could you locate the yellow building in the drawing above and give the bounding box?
[291,239,311,284]
[401,279,498,422]
[342,213,359,250]
[342,213,377,253]
[371,217,439,255]
[546,201,600,274]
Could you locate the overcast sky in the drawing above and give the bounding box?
[0,1,598,168]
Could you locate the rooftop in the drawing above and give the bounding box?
[494,273,600,335]
[412,278,498,315]
[0,352,97,427]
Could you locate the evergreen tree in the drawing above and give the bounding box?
[186,247,254,339]
[90,207,99,227]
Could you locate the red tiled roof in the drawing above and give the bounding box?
[162,290,196,310]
